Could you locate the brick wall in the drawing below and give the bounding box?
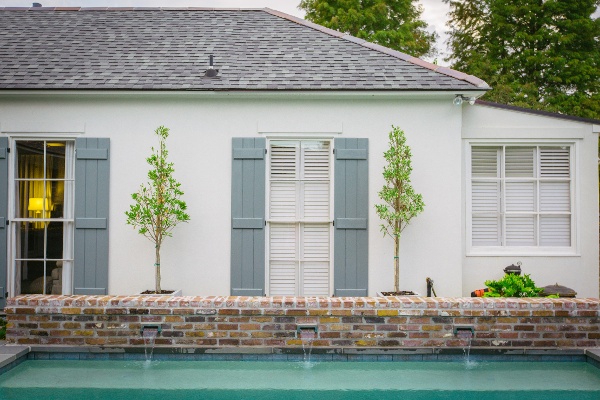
[5,295,599,349]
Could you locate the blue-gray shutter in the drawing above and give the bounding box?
[74,138,109,295]
[334,138,368,296]
[0,137,8,307]
[231,138,266,296]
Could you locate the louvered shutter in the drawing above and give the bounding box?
[0,137,8,307]
[74,138,110,295]
[231,138,266,296]
[539,147,571,246]
[504,147,535,246]
[334,138,368,297]
[471,147,501,246]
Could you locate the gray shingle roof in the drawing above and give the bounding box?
[0,7,489,91]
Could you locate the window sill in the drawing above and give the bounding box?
[466,248,580,257]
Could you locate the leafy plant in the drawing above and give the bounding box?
[483,274,543,298]
[375,126,425,292]
[0,317,6,340]
[125,126,190,294]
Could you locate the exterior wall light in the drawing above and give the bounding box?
[454,95,476,106]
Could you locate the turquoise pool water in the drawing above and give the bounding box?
[1,360,599,400]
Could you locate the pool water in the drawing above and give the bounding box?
[1,360,599,400]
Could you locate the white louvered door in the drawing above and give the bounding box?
[470,145,572,248]
[268,140,331,296]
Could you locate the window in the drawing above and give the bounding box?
[469,145,573,250]
[267,140,332,296]
[10,140,75,295]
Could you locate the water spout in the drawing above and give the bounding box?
[141,324,161,361]
[297,325,318,363]
[454,326,474,362]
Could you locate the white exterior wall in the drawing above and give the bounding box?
[0,91,465,297]
[462,104,599,298]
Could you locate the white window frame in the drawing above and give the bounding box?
[265,136,334,296]
[465,139,579,256]
[6,136,76,297]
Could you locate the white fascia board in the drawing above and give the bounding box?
[0,89,489,101]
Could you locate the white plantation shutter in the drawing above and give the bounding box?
[470,145,573,249]
[269,224,297,295]
[269,140,331,295]
[301,224,330,296]
[471,147,501,245]
[539,147,571,246]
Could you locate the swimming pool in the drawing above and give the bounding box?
[1,359,599,400]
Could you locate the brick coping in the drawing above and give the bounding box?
[7,295,600,308]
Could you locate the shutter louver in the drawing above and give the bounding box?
[505,147,534,177]
[505,215,536,246]
[540,147,570,178]
[540,215,571,246]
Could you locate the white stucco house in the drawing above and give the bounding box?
[0,7,598,306]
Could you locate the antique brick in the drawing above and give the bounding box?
[219,339,240,346]
[356,340,377,346]
[353,325,375,331]
[63,322,81,329]
[377,310,398,317]
[218,309,240,315]
[230,331,249,338]
[149,309,171,315]
[85,338,107,345]
[422,325,442,331]
[185,331,206,337]
[251,331,273,338]
[328,324,352,331]
[239,324,261,330]
[217,324,238,330]
[61,308,82,315]
[165,316,184,323]
[514,325,534,331]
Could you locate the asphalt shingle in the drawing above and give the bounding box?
[0,8,489,91]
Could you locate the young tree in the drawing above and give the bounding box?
[375,126,425,293]
[444,0,600,119]
[126,126,190,294]
[299,0,437,58]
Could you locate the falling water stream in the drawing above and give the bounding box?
[298,328,316,364]
[142,328,159,361]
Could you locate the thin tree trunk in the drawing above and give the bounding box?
[394,234,400,293]
[155,244,161,294]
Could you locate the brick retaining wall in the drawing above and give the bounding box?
[4,295,600,349]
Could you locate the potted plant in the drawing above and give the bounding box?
[126,125,190,295]
[375,126,425,296]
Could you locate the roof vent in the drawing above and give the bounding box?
[205,55,218,78]
[32,2,42,7]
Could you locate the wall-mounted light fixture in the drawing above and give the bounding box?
[453,95,476,106]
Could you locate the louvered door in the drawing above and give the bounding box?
[268,140,331,296]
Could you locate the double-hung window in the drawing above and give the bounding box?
[469,144,573,251]
[267,139,332,296]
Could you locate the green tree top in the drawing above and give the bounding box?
[444,0,600,119]
[299,0,437,58]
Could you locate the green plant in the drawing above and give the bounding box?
[126,126,190,294]
[0,317,7,340]
[483,274,543,298]
[375,126,425,292]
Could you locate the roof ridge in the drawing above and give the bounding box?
[263,8,489,90]
[0,7,268,11]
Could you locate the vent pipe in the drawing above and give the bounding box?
[205,55,218,78]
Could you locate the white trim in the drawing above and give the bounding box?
[6,137,76,296]
[465,139,578,256]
